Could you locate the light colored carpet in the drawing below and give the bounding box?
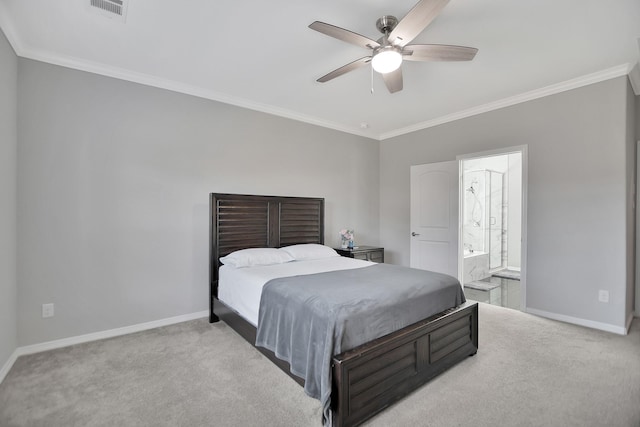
[1,303,639,427]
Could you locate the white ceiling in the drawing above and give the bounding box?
[1,0,639,140]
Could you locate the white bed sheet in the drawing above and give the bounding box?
[218,257,374,326]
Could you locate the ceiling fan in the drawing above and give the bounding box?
[309,0,477,93]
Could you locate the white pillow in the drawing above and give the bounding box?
[280,244,339,261]
[219,248,294,268]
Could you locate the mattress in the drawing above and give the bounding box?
[218,256,374,326]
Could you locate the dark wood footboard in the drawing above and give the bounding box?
[213,297,478,426]
[331,301,478,427]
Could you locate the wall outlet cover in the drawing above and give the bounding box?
[42,303,54,318]
[598,290,609,303]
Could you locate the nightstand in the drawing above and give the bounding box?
[335,246,384,263]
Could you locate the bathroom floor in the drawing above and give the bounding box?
[464,272,521,311]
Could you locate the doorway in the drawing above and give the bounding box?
[459,148,526,311]
[409,161,459,278]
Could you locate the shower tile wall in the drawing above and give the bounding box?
[463,154,513,283]
[463,170,486,254]
[463,152,522,305]
[464,253,490,283]
[501,182,509,269]
[489,171,503,270]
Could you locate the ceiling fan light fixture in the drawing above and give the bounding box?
[309,0,478,92]
[371,48,402,74]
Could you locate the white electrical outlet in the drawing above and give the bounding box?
[598,290,609,303]
[42,303,54,318]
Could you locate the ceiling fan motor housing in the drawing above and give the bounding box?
[376,15,398,34]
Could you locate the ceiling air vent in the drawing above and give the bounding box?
[88,0,129,22]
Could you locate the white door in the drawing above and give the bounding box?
[410,161,459,278]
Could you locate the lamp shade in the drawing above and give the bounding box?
[371,48,402,74]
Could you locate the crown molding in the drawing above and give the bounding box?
[0,6,634,142]
[0,3,23,56]
[380,63,635,140]
[20,47,379,140]
[0,7,377,141]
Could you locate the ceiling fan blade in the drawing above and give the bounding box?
[309,21,380,50]
[388,0,450,47]
[382,67,403,93]
[403,44,478,61]
[317,57,372,83]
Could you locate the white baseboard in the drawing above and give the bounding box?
[526,307,629,335]
[0,310,208,384]
[0,349,19,385]
[626,314,635,331]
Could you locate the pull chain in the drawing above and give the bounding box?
[370,62,374,95]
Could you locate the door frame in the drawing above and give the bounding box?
[457,145,528,311]
[636,141,639,317]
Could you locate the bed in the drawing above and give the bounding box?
[209,193,478,426]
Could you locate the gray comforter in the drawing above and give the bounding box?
[255,263,465,425]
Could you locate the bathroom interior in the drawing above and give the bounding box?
[462,152,523,311]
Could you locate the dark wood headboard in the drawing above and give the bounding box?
[209,193,325,304]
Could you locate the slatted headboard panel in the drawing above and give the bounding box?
[209,193,325,300]
[279,200,324,246]
[216,198,270,257]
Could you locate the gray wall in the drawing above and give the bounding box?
[17,59,379,346]
[0,30,18,369]
[6,50,638,351]
[380,77,633,329]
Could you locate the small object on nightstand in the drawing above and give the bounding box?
[339,229,354,249]
[335,245,384,263]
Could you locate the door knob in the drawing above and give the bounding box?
[411,232,420,236]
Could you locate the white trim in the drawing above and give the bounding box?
[0,0,376,141]
[0,0,377,140]
[26,49,379,140]
[0,349,19,385]
[0,3,23,56]
[636,141,640,320]
[2,45,378,140]
[0,310,208,384]
[526,307,629,335]
[456,146,527,162]
[457,145,528,312]
[18,310,208,356]
[628,62,640,95]
[0,2,634,142]
[379,64,634,140]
